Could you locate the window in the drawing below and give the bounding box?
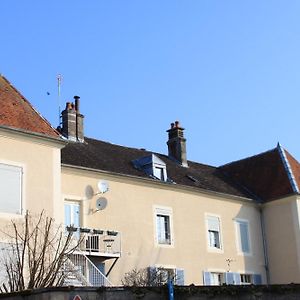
[148,266,184,285]
[154,166,165,181]
[210,272,225,285]
[0,163,22,214]
[235,219,251,254]
[158,268,175,285]
[204,271,261,285]
[206,215,221,250]
[133,154,168,182]
[64,202,80,238]
[240,274,252,284]
[155,207,173,245]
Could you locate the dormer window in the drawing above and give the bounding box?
[132,154,168,182]
[154,166,165,181]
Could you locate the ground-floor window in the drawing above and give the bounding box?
[203,271,262,285]
[210,272,225,285]
[240,274,252,284]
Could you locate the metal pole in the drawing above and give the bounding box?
[57,74,62,126]
[168,279,174,300]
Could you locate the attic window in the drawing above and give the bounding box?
[132,154,168,182]
[154,167,165,181]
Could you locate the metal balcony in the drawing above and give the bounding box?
[66,226,121,258]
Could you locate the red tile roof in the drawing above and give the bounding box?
[285,150,300,193]
[219,146,300,202]
[0,75,60,138]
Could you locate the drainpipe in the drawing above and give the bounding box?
[259,204,270,284]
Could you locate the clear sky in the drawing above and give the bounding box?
[1,1,300,166]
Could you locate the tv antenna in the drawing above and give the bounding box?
[57,74,63,126]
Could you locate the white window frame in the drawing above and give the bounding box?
[240,273,253,285]
[205,213,223,253]
[154,206,174,247]
[234,218,252,256]
[0,160,25,217]
[153,166,166,181]
[205,268,226,286]
[210,272,225,285]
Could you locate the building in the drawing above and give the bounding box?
[0,75,299,286]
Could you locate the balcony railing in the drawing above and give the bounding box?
[66,226,121,257]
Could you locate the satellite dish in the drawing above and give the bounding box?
[97,181,109,194]
[96,197,108,211]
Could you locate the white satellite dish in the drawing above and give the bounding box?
[97,181,109,194]
[96,197,108,211]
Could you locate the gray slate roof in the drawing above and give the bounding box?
[61,137,253,200]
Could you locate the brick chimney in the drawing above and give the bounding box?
[167,121,188,167]
[61,96,84,142]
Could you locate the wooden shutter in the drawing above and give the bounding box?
[176,269,184,286]
[225,272,234,284]
[203,271,211,285]
[0,164,22,214]
[233,272,241,285]
[253,274,262,285]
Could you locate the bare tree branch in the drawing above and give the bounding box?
[0,211,80,292]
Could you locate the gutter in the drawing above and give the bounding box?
[0,125,67,147]
[62,163,255,204]
[259,204,270,285]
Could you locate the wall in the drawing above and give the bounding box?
[263,195,300,284]
[0,128,64,227]
[62,166,266,286]
[1,285,300,300]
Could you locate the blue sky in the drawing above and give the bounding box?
[1,1,300,166]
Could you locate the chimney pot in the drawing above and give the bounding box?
[74,95,80,112]
[175,121,179,127]
[171,123,175,129]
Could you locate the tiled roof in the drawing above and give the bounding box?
[0,75,59,138]
[219,145,300,202]
[61,137,253,200]
[284,150,300,193]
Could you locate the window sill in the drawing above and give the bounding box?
[156,242,174,248]
[207,247,224,254]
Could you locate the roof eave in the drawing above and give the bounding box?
[62,163,255,204]
[0,125,67,147]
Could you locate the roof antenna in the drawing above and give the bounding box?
[57,74,62,126]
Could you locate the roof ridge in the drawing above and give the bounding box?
[277,143,299,193]
[0,75,60,137]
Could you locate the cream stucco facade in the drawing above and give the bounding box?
[263,195,300,284]
[62,165,266,285]
[2,75,300,287]
[0,127,65,226]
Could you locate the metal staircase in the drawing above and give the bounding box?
[63,252,112,287]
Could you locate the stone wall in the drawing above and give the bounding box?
[0,285,300,300]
